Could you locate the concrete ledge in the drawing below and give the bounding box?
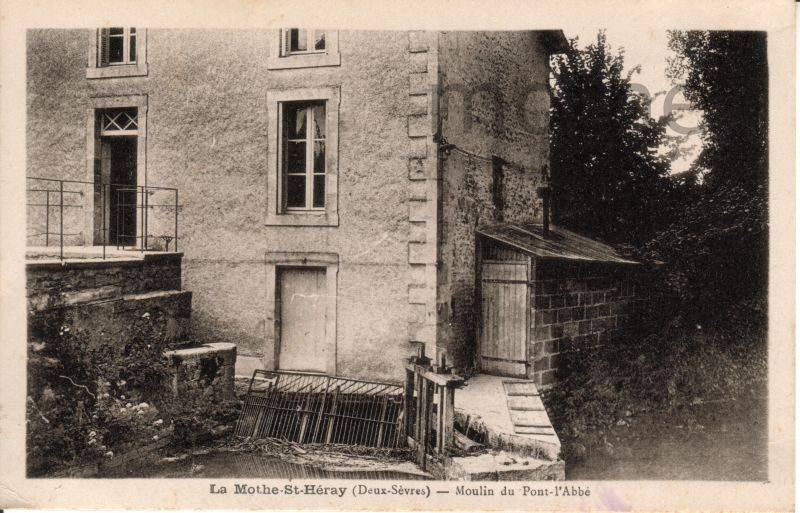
[165,342,236,360]
[26,247,183,269]
[445,452,565,481]
[455,410,560,461]
[454,374,561,461]
[412,449,564,481]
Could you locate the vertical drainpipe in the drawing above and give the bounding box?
[542,188,551,237]
[538,164,551,237]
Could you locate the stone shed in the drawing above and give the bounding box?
[474,223,641,387]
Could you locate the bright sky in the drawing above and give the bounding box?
[563,26,703,174]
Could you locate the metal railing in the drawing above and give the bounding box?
[26,176,179,260]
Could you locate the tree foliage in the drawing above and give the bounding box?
[545,30,769,468]
[550,31,672,246]
[550,30,768,324]
[650,31,769,320]
[667,31,768,189]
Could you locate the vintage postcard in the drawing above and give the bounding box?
[0,0,794,510]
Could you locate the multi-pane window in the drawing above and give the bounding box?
[98,27,137,66]
[282,102,326,210]
[283,29,326,55]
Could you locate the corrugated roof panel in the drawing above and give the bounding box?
[477,223,640,265]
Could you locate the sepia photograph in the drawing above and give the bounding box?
[0,0,794,510]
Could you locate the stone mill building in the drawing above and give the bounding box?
[26,28,641,388]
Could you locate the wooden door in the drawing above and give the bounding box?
[278,268,329,372]
[93,140,112,244]
[479,261,529,377]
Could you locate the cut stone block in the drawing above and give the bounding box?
[514,426,558,436]
[510,409,551,427]
[408,31,429,53]
[504,381,541,396]
[61,285,122,306]
[507,395,546,411]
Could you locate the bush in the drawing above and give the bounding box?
[26,309,174,476]
[542,303,767,463]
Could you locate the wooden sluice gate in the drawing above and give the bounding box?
[234,370,405,448]
[403,344,465,471]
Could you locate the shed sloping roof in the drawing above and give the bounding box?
[477,223,640,265]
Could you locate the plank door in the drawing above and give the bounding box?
[278,267,329,372]
[479,261,529,377]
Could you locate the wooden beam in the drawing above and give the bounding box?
[404,361,464,387]
[443,386,455,451]
[453,431,482,453]
[418,377,429,470]
[403,369,414,439]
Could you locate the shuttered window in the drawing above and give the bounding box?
[268,29,339,70]
[282,29,326,56]
[97,27,137,67]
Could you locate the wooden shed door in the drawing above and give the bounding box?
[479,262,529,377]
[278,268,329,372]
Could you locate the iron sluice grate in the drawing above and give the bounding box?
[234,370,405,449]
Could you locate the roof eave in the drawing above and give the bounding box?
[476,226,643,267]
[539,30,570,55]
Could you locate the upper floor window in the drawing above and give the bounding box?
[87,28,148,79]
[101,27,137,66]
[266,87,340,226]
[284,29,326,55]
[282,102,326,210]
[267,29,340,70]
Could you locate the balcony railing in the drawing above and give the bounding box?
[26,176,180,260]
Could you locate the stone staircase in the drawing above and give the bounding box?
[504,381,560,439]
[27,249,236,407]
[452,374,564,479]
[26,252,192,347]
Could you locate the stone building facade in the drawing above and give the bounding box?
[26,28,635,384]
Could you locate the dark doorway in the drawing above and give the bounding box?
[107,137,137,246]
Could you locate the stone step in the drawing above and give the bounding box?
[27,252,184,312]
[29,289,192,348]
[507,395,546,411]
[503,381,540,396]
[514,426,558,435]
[509,409,551,427]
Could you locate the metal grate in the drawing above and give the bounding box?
[235,370,404,449]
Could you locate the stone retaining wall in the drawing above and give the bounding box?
[27,253,183,312]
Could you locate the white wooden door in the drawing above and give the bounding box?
[479,261,529,377]
[278,268,329,372]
